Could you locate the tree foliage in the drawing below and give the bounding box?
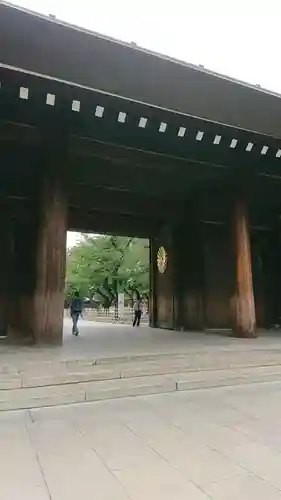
[66,235,149,308]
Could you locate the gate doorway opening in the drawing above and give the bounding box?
[64,232,150,335]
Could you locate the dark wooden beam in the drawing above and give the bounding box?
[0,121,40,144]
[69,135,230,173]
[68,207,159,237]
[68,186,181,219]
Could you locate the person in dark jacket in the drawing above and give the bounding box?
[70,291,83,336]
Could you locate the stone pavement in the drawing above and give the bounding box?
[2,381,281,499]
[2,320,281,411]
[2,318,281,363]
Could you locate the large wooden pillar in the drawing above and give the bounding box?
[0,213,11,337]
[179,209,205,331]
[233,199,256,337]
[33,172,67,344]
[153,225,176,329]
[262,225,281,327]
[9,216,37,341]
[149,237,157,327]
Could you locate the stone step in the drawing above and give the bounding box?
[1,366,281,411]
[2,355,281,391]
[0,351,210,375]
[2,347,281,377]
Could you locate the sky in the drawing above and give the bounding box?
[9,0,281,247]
[67,231,83,248]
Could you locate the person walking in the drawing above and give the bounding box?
[133,298,142,327]
[70,291,83,336]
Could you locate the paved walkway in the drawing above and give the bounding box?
[2,319,281,364]
[2,322,281,498]
[3,380,281,499]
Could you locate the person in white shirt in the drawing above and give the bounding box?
[133,299,142,327]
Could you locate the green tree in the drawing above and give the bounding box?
[66,235,149,308]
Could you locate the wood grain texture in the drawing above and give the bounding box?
[33,173,67,344]
[233,200,256,338]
